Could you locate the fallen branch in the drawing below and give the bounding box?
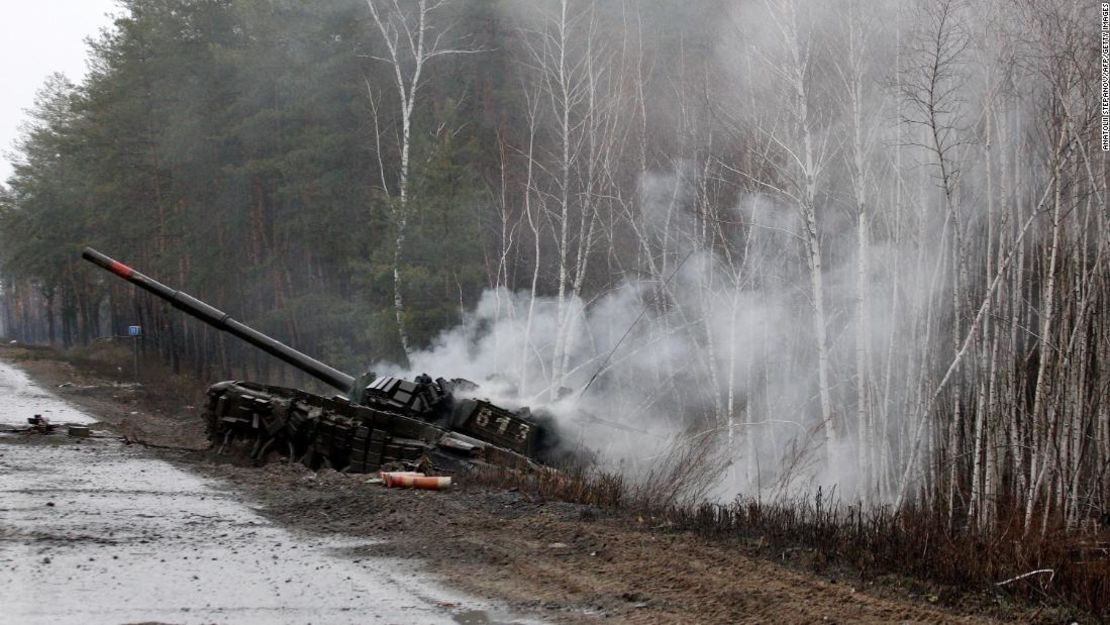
[123,435,206,453]
[995,569,1054,587]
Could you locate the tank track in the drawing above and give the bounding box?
[203,380,535,473]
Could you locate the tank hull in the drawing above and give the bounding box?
[205,380,538,473]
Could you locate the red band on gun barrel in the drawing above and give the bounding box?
[108,261,133,279]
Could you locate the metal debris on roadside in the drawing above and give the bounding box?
[0,418,114,440]
[27,415,55,434]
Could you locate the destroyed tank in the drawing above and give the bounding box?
[82,248,563,473]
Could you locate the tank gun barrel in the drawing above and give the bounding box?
[82,248,356,394]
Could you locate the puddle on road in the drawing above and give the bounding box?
[0,358,544,625]
[454,609,528,625]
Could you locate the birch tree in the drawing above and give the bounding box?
[831,0,885,502]
[516,0,620,397]
[365,0,477,361]
[751,0,839,452]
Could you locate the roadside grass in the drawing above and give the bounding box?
[667,494,1109,621]
[4,341,206,405]
[464,447,1109,622]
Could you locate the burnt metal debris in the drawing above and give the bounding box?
[27,414,55,434]
[82,248,564,474]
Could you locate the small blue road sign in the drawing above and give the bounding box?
[128,325,142,337]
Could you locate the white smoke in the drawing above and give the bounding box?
[377,0,973,504]
[373,169,861,499]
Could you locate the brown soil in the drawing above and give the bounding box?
[2,343,1077,625]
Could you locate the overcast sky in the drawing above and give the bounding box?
[1,0,119,183]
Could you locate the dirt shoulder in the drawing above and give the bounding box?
[200,463,1022,625]
[1,344,1070,625]
[2,343,209,450]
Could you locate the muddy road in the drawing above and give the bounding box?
[0,359,537,625]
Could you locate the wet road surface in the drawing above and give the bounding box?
[0,360,539,625]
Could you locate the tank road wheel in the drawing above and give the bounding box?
[218,429,234,455]
[250,436,264,459]
[255,436,276,461]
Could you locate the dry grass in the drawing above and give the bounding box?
[664,494,1109,619]
[465,440,1109,621]
[624,430,731,510]
[55,341,207,403]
